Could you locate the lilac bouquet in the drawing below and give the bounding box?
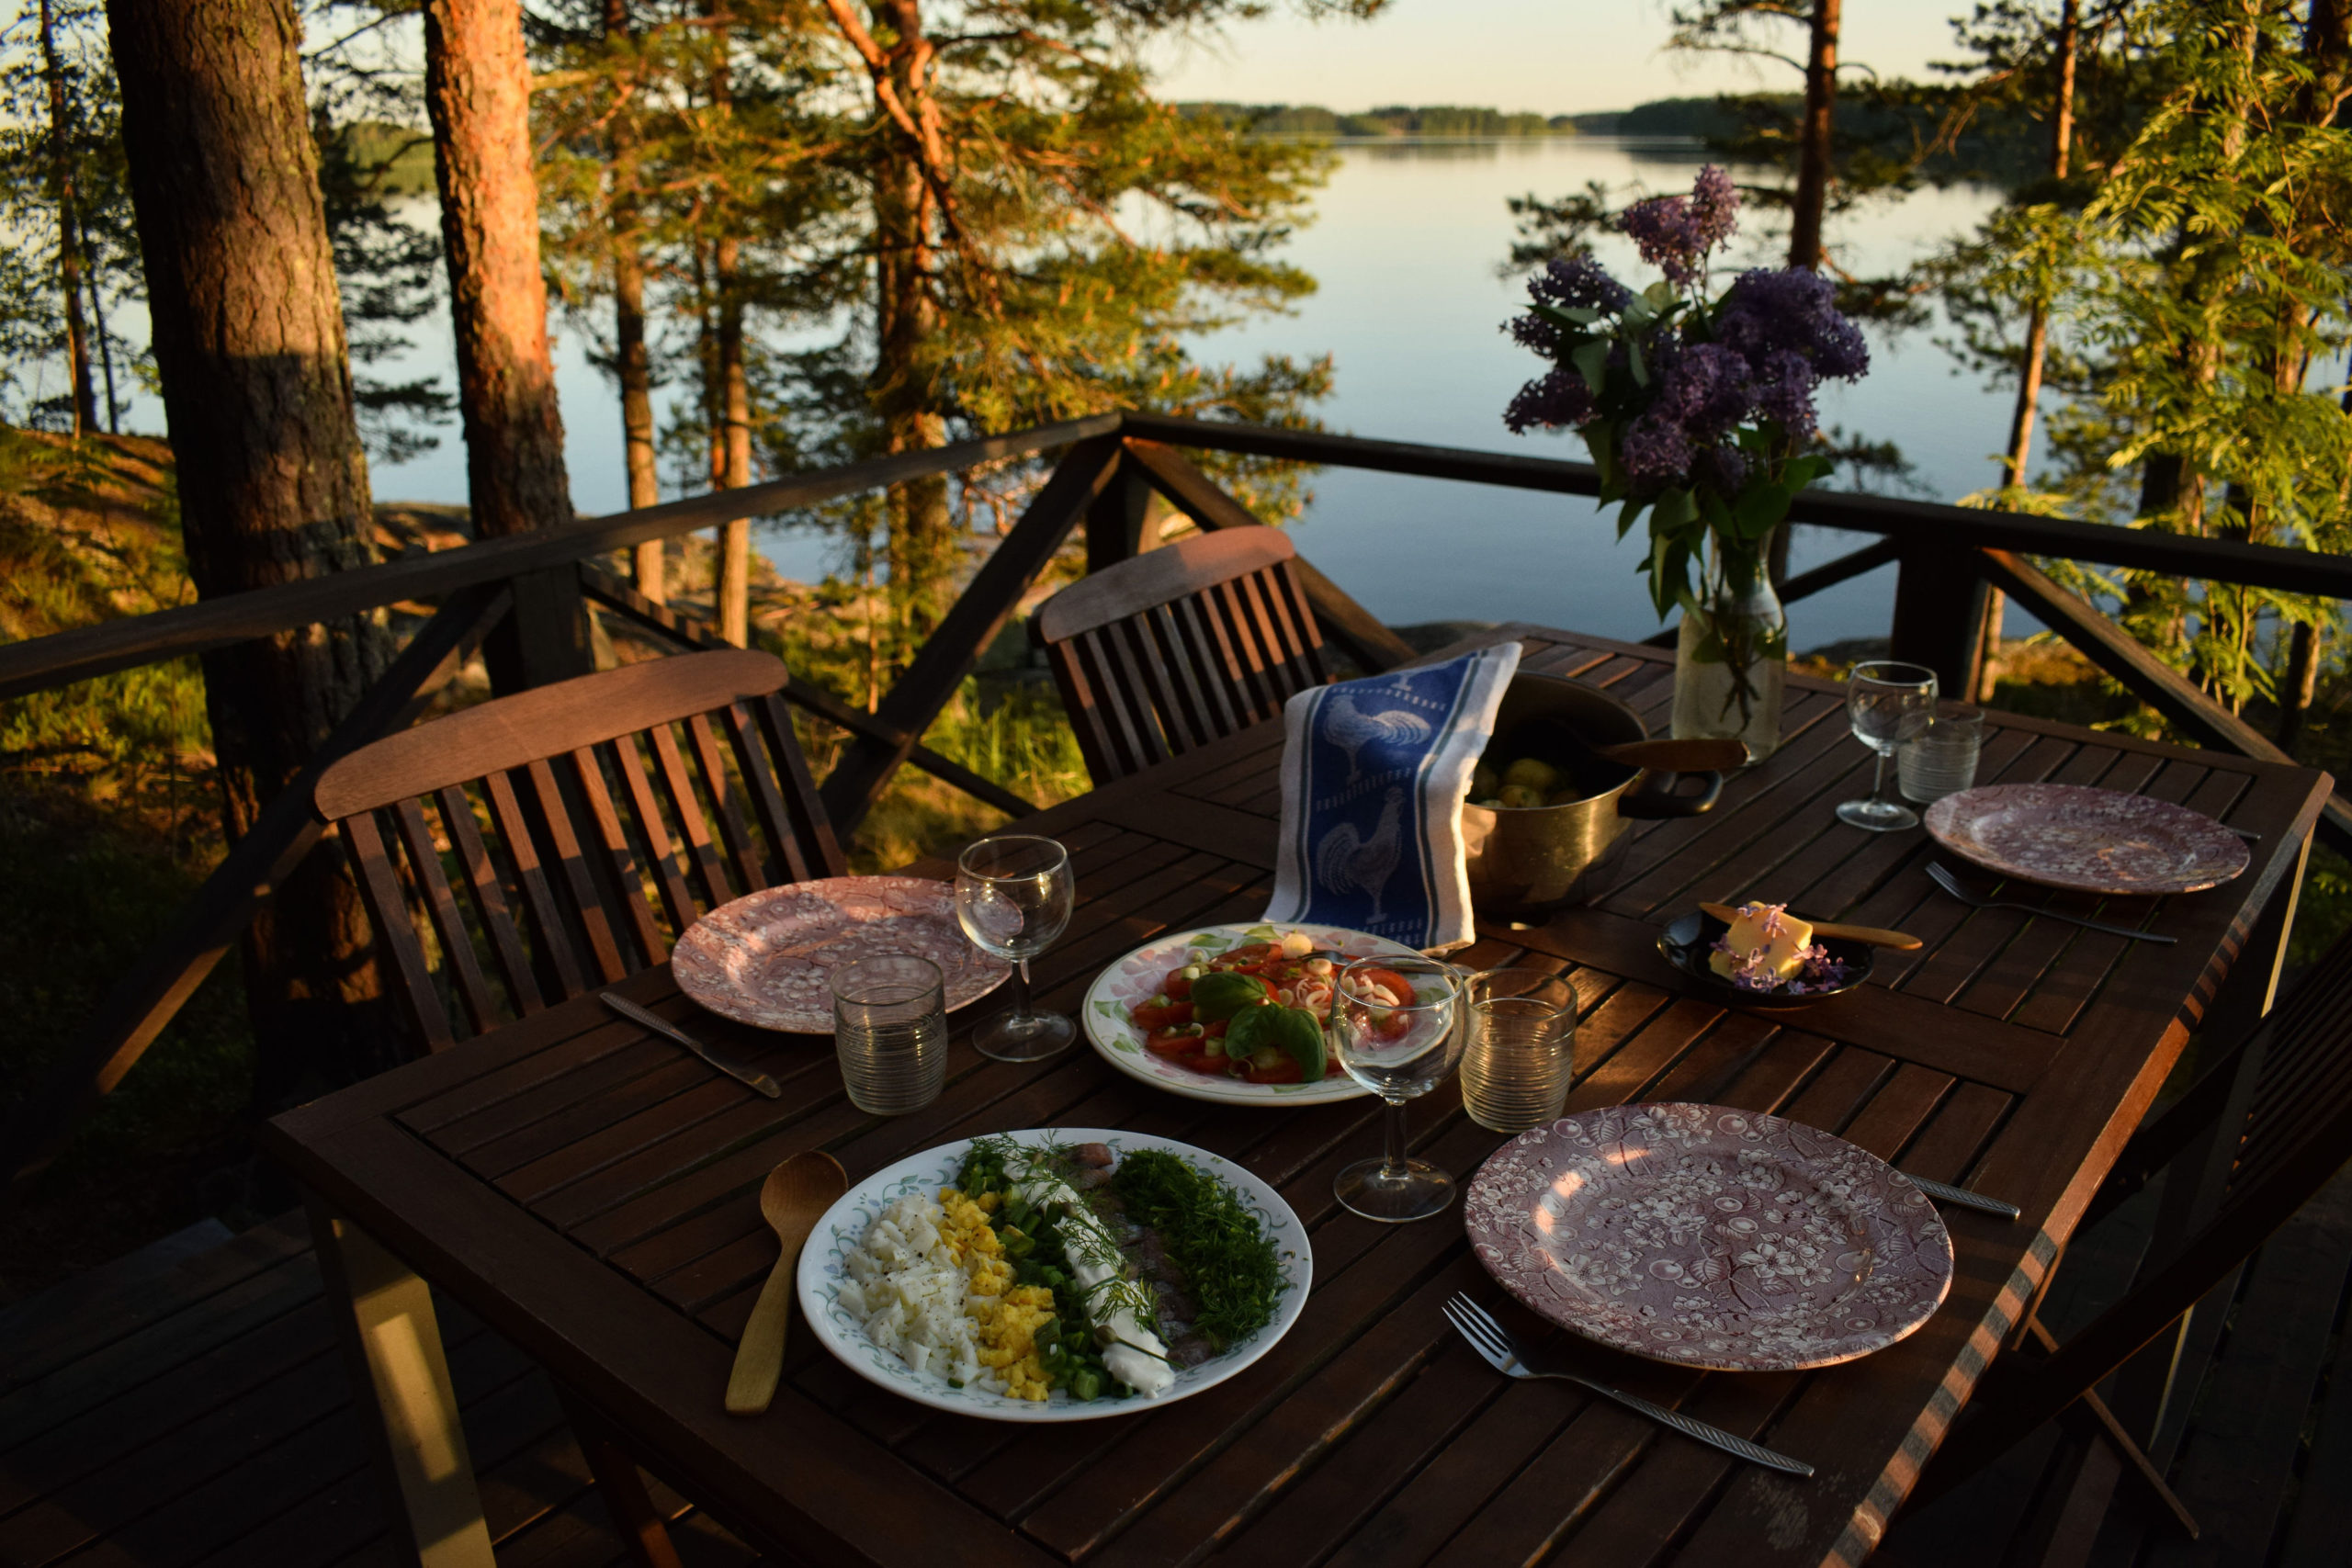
[1503,168,1869,749]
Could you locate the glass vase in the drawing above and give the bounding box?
[1672,545,1787,763]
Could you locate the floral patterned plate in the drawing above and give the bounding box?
[672,876,1008,1033]
[1924,784,2248,896]
[1464,1102,1953,1371]
[1080,922,1423,1106]
[797,1128,1311,1422]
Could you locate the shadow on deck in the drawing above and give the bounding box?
[3,1168,2347,1565]
[0,1214,769,1567]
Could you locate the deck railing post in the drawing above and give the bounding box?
[1085,450,1158,571]
[1888,542,1990,697]
[484,565,596,693]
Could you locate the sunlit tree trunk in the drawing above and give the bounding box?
[1787,0,1841,272]
[1981,0,2081,698]
[606,0,663,600]
[106,0,396,1100]
[714,233,752,645]
[40,0,96,436]
[423,0,573,541]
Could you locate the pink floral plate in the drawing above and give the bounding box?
[671,876,1009,1033]
[1464,1102,1953,1372]
[1924,783,2248,896]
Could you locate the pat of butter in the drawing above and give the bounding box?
[1709,902,1814,985]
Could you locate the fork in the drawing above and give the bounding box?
[1924,863,2177,945]
[1442,1294,1815,1476]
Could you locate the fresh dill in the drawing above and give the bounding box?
[1111,1150,1286,1352]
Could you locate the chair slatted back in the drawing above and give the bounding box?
[1035,526,1329,784]
[313,649,845,1051]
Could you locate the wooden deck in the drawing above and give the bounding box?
[4,1163,2346,1566]
[0,1214,769,1567]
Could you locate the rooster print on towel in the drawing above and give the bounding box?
[1264,644,1521,952]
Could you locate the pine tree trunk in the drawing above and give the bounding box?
[716,238,752,646]
[606,0,663,600]
[870,0,953,638]
[40,0,96,436]
[1787,0,1841,272]
[105,0,397,1100]
[423,0,572,541]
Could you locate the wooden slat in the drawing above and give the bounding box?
[570,741,673,968]
[645,719,733,912]
[605,733,701,938]
[525,756,631,987]
[343,811,456,1052]
[436,784,544,1019]
[482,768,589,1000]
[391,796,500,1039]
[684,710,763,899]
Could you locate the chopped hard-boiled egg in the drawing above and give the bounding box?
[1710,901,1815,987]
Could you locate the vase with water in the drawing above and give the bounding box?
[1672,536,1786,764]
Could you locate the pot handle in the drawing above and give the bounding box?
[1619,766,1724,819]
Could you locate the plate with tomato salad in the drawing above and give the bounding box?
[1080,922,1428,1105]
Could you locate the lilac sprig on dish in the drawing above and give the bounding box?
[1708,933,1852,995]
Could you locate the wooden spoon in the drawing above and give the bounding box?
[1701,900,1923,952]
[725,1151,848,1416]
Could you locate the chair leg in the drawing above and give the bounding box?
[2031,1322,2199,1540]
[558,1388,686,1568]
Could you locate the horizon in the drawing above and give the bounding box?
[1148,0,1968,118]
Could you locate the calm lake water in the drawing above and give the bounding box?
[368,138,2017,651]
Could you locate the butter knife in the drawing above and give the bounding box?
[600,992,782,1099]
[1904,1173,2021,1222]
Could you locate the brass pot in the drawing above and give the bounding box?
[1461,672,1728,920]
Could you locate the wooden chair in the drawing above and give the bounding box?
[312,648,844,1052]
[1034,525,1330,784]
[1908,924,2352,1535]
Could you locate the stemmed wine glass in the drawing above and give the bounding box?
[1837,661,1939,831]
[1329,956,1467,1223]
[954,835,1076,1062]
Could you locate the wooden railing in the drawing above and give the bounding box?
[2,410,2345,1188]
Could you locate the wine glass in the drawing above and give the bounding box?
[1837,661,1939,831]
[1329,956,1467,1223]
[955,835,1076,1062]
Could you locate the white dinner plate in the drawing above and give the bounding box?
[797,1128,1311,1421]
[1080,922,1426,1106]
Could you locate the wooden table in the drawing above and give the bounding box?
[264,627,2332,1568]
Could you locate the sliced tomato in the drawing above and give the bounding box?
[1145,1027,1203,1057]
[1203,1018,1229,1039]
[1351,967,1418,1009]
[1160,972,1193,1001]
[1220,942,1278,970]
[1245,1055,1304,1085]
[1131,998,1193,1032]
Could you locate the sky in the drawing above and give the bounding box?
[1148,0,1970,114]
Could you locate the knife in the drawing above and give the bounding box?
[600,992,783,1099]
[1903,1173,2021,1222]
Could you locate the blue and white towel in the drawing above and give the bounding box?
[1263,643,1521,953]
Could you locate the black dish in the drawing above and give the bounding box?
[1657,909,1875,1010]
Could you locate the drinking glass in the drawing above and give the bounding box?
[1837,660,1939,831]
[831,954,948,1114]
[1329,955,1467,1223]
[955,835,1076,1062]
[1459,968,1578,1134]
[1899,705,1985,805]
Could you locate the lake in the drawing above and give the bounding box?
[368,137,2016,652]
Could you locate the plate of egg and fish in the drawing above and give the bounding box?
[1657,900,1874,1009]
[800,1129,1309,1420]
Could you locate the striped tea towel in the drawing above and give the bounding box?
[1263,643,1521,952]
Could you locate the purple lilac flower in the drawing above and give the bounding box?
[1753,347,1821,432]
[1527,254,1632,315]
[1620,412,1694,488]
[1693,442,1749,495]
[1690,165,1740,251]
[1503,367,1598,434]
[1718,269,1871,378]
[1620,195,1707,288]
[1651,338,1753,443]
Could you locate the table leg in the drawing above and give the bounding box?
[308,1193,497,1568]
[557,1388,687,1568]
